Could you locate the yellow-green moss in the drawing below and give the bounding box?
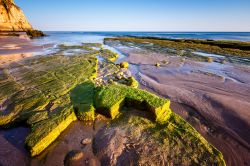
[25,107,77,156]
[100,49,119,62]
[95,84,171,123]
[105,37,250,57]
[120,61,129,68]
[128,77,139,88]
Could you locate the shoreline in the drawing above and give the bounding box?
[0,34,54,65]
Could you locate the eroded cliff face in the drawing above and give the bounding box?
[0,0,32,31]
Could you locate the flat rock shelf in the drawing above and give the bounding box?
[0,43,225,165]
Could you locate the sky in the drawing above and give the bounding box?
[15,0,250,32]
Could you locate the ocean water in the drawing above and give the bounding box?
[32,32,250,46]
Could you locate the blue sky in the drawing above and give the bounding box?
[16,0,250,31]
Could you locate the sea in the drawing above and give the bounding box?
[32,32,250,46]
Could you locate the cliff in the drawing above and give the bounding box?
[0,0,32,31]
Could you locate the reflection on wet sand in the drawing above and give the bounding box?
[0,53,33,65]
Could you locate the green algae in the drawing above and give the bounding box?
[70,81,96,121]
[120,61,129,68]
[105,37,250,57]
[100,48,119,62]
[25,106,77,156]
[0,52,99,155]
[27,111,49,125]
[103,112,225,165]
[95,84,171,122]
[127,77,139,88]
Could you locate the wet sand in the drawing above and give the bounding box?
[0,115,108,166]
[0,34,53,65]
[112,45,250,166]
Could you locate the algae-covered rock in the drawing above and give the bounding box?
[70,81,96,121]
[120,61,129,68]
[128,77,139,88]
[94,112,225,165]
[0,51,99,155]
[27,111,49,125]
[100,49,119,62]
[155,62,161,67]
[95,84,171,122]
[25,106,77,156]
[0,43,226,165]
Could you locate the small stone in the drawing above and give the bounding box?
[120,61,129,68]
[221,59,226,64]
[81,138,92,145]
[155,63,160,67]
[162,60,168,64]
[206,57,214,63]
[65,150,84,161]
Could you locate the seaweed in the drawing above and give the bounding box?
[105,37,250,57]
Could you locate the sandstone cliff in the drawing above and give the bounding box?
[0,0,32,31]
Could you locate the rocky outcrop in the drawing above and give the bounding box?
[0,0,32,31]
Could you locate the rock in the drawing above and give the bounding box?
[94,128,128,165]
[206,57,214,63]
[26,29,46,38]
[0,0,33,31]
[128,77,139,88]
[162,60,168,64]
[155,63,161,67]
[81,138,92,145]
[66,150,84,161]
[120,62,129,68]
[64,150,100,166]
[64,150,84,166]
[221,59,226,64]
[108,79,114,84]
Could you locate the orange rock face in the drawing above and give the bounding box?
[0,0,33,31]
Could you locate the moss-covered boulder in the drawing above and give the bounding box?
[127,77,139,88]
[94,112,225,165]
[70,81,96,121]
[95,84,171,123]
[120,61,129,68]
[25,106,77,156]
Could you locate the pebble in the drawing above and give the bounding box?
[81,138,92,145]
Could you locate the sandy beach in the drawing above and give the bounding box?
[0,34,53,65]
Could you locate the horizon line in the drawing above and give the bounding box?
[41,30,250,33]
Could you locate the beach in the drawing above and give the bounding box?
[0,32,250,165]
